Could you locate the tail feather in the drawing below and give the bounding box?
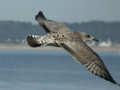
[26,34,59,48]
[35,11,47,20]
[26,35,41,47]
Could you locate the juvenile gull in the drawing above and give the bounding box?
[26,11,120,86]
[27,32,120,86]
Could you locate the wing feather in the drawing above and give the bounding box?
[61,34,118,85]
[35,11,70,33]
[26,32,119,85]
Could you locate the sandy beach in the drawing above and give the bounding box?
[0,43,120,52]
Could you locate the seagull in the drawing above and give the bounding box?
[26,11,120,86]
[27,32,119,86]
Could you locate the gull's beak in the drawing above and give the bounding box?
[93,38,99,42]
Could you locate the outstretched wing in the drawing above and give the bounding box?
[35,11,70,33]
[60,33,119,85]
[26,32,119,85]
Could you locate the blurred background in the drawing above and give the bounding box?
[0,1,120,90]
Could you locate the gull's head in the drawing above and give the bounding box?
[80,32,99,42]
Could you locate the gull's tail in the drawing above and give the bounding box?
[26,35,42,47]
[26,34,59,48]
[35,11,47,21]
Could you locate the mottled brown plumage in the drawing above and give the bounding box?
[27,32,119,86]
[26,11,120,86]
[35,11,70,33]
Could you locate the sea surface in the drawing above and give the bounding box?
[0,49,120,90]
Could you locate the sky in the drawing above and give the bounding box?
[0,0,120,23]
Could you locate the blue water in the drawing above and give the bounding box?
[0,49,120,90]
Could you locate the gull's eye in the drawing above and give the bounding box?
[86,35,91,38]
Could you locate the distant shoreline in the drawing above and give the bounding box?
[0,44,120,52]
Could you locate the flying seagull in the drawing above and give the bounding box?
[26,11,120,86]
[35,11,98,43]
[27,32,119,86]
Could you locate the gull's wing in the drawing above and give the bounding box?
[26,32,119,85]
[60,32,119,85]
[35,11,70,33]
[42,21,70,33]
